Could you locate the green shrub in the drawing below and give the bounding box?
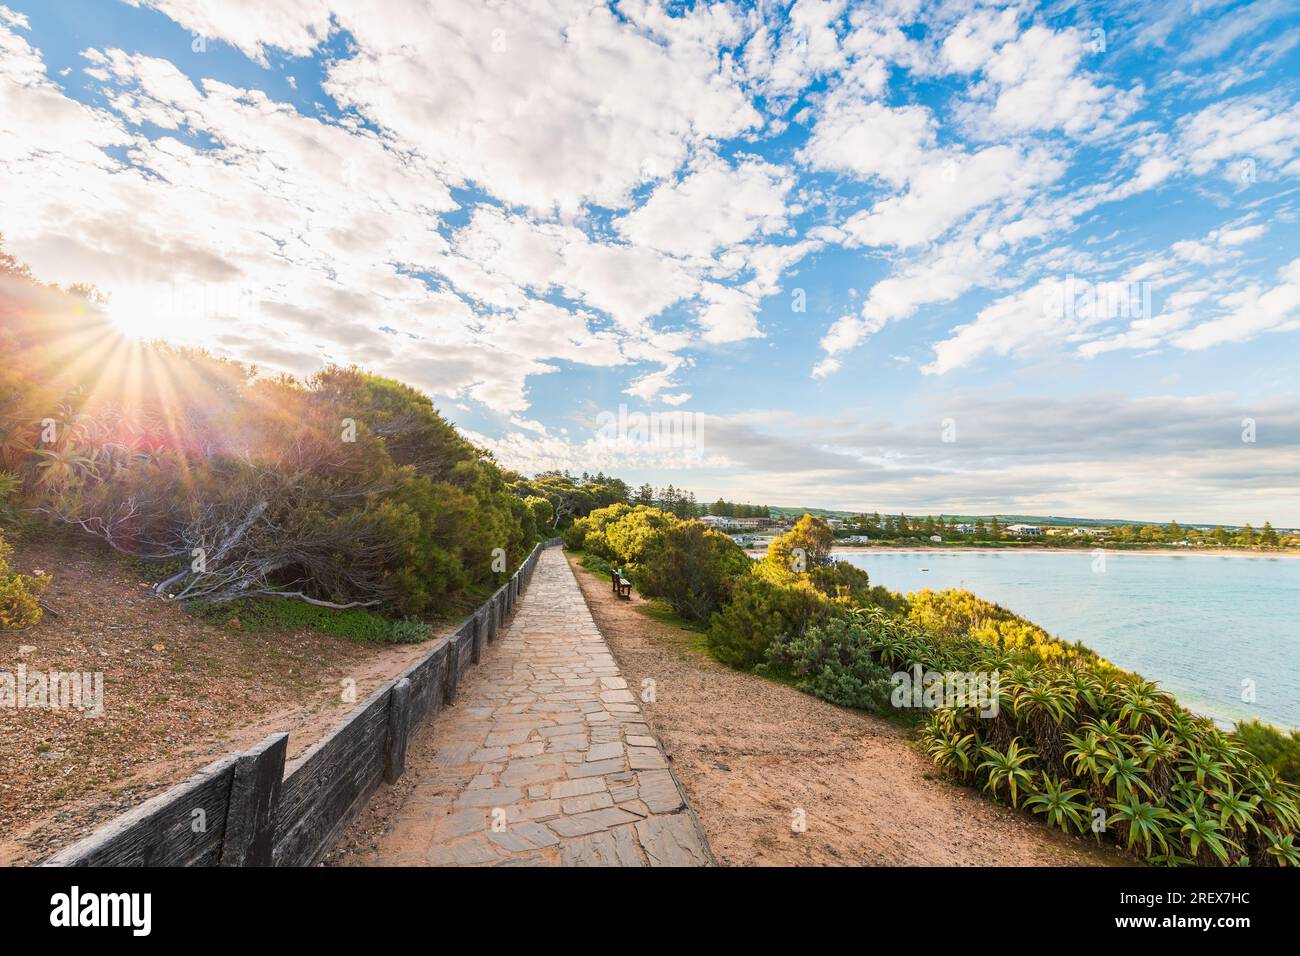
[572,503,634,562]
[578,551,614,577]
[706,573,835,670]
[765,513,835,569]
[562,521,587,550]
[602,507,675,570]
[907,588,1106,667]
[524,495,553,534]
[1234,720,1300,785]
[637,520,750,621]
[765,616,895,713]
[0,341,535,616]
[807,560,909,613]
[0,527,47,629]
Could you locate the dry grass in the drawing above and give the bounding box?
[0,535,445,864]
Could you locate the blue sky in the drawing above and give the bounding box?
[2,0,1298,524]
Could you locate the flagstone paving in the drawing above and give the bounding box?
[368,547,714,867]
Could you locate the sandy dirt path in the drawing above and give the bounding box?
[567,553,1124,867]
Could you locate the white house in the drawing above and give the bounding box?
[1005,523,1043,536]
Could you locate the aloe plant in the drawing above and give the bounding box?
[1176,808,1240,865]
[1108,793,1173,857]
[978,738,1037,808]
[1025,773,1089,834]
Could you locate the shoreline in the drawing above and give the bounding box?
[745,542,1295,731]
[828,545,1300,559]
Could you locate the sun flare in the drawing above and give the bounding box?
[104,287,179,342]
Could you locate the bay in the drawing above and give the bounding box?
[837,549,1300,729]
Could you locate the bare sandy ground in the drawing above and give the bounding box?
[1,539,452,865]
[567,554,1125,867]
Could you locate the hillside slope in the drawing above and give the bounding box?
[0,537,450,865]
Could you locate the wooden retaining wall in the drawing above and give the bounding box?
[42,539,559,868]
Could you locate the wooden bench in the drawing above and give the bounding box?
[611,568,632,599]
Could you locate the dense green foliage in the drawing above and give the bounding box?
[566,505,751,627]
[1234,721,1300,785]
[765,616,896,713]
[636,520,752,621]
[1,278,541,617]
[707,572,834,669]
[907,589,1105,666]
[707,515,902,669]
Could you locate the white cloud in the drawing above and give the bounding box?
[923,276,1108,375]
[614,155,794,259]
[742,0,848,100]
[1181,94,1300,179]
[1173,258,1300,350]
[1171,222,1267,263]
[321,0,760,218]
[798,96,936,187]
[840,144,1063,249]
[126,0,334,62]
[964,24,1139,138]
[938,6,1021,74]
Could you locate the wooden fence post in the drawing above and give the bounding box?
[384,678,412,784]
[220,732,288,867]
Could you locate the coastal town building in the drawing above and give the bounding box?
[1005,524,1044,536]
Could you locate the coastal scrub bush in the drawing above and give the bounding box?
[0,528,48,629]
[765,616,895,713]
[570,503,634,562]
[765,513,834,569]
[524,495,553,534]
[706,572,835,670]
[636,520,750,621]
[0,291,537,617]
[807,560,909,613]
[907,588,1105,666]
[1234,720,1300,785]
[917,663,1300,865]
[602,507,675,568]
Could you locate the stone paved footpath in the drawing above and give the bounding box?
[368,547,714,866]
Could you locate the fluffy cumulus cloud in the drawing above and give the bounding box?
[1180,95,1300,179]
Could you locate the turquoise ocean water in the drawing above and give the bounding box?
[837,550,1300,729]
